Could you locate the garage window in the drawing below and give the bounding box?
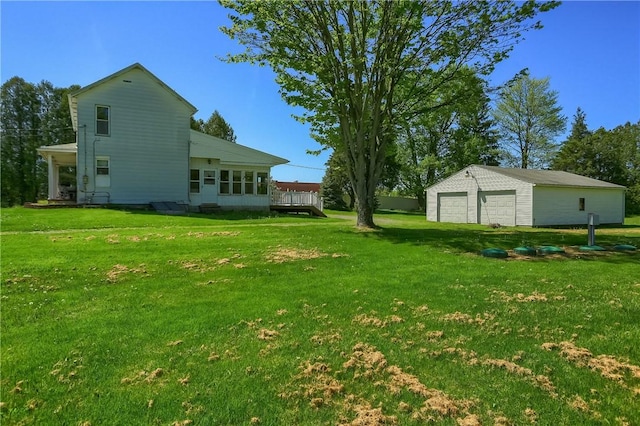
[579,198,585,211]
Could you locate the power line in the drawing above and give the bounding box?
[282,163,326,171]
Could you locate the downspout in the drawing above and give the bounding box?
[81,124,89,202]
[187,135,191,206]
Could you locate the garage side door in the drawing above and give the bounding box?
[437,192,468,223]
[478,190,516,226]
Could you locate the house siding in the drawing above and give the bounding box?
[427,165,533,226]
[75,68,192,204]
[532,187,625,226]
[189,157,272,210]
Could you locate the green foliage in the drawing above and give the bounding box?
[320,151,351,210]
[553,115,640,214]
[1,207,639,425]
[1,78,77,206]
[220,0,559,227]
[190,110,237,142]
[493,73,567,169]
[395,70,500,209]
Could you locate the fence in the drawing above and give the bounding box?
[271,190,323,211]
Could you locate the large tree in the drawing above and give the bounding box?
[493,73,566,169]
[395,69,500,209]
[220,0,559,227]
[190,110,237,142]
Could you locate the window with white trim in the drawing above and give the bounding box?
[220,170,230,194]
[244,171,254,195]
[232,170,242,194]
[257,172,268,195]
[96,157,110,187]
[190,169,200,193]
[96,105,110,136]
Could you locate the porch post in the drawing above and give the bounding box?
[47,155,56,200]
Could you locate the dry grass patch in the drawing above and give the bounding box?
[106,264,148,283]
[266,246,328,263]
[542,341,640,386]
[441,311,495,325]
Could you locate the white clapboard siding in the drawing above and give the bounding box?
[426,165,624,226]
[74,66,195,204]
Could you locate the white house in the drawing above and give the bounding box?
[426,165,626,226]
[37,63,288,210]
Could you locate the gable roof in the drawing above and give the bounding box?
[475,165,625,189]
[190,130,288,167]
[68,63,197,130]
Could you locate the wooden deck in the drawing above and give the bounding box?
[270,204,326,217]
[270,190,326,217]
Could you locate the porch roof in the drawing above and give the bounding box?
[37,143,77,166]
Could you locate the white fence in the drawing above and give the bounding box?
[271,190,323,211]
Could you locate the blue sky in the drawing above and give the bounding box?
[2,1,638,182]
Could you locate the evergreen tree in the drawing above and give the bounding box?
[552,107,593,174]
[191,110,237,143]
[320,151,351,211]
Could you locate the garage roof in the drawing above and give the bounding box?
[476,166,626,189]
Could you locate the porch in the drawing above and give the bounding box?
[270,190,326,217]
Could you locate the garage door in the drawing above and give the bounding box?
[478,191,516,226]
[437,192,468,223]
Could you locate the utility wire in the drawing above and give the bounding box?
[282,163,325,171]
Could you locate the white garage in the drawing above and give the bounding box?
[437,192,468,223]
[426,165,626,227]
[478,190,516,226]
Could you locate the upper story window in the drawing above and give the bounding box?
[96,105,110,136]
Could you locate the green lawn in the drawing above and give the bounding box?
[1,207,639,425]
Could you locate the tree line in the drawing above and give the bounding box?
[0,77,237,206]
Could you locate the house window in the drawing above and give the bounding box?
[579,197,585,211]
[220,170,230,194]
[204,170,216,185]
[96,157,110,187]
[244,171,254,195]
[96,105,110,136]
[190,169,200,193]
[257,172,268,195]
[233,170,242,194]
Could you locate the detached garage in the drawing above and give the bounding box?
[426,165,626,226]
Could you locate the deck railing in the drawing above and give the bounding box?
[271,190,323,211]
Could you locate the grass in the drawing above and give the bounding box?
[1,207,639,425]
